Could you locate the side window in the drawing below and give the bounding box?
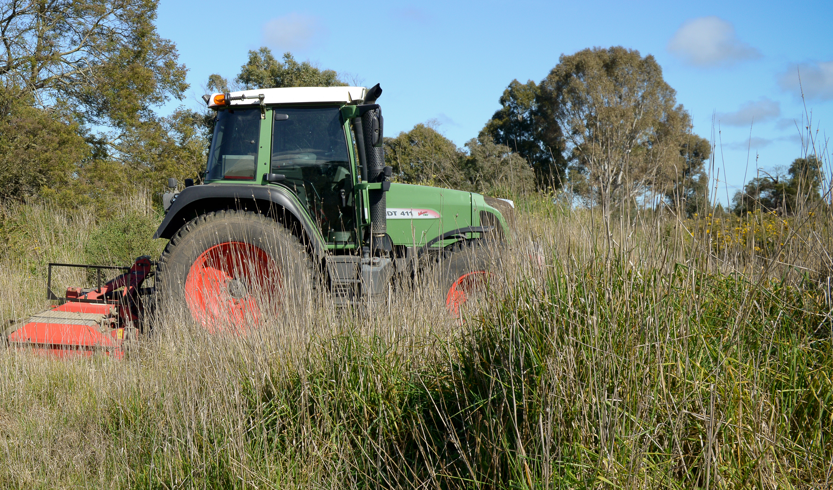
[205,109,261,181]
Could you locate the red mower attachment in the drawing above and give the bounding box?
[5,257,154,359]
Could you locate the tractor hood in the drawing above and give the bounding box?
[383,183,509,248]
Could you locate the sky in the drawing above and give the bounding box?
[155,0,833,203]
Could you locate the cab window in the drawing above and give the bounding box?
[205,108,261,181]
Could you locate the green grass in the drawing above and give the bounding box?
[1,192,832,488]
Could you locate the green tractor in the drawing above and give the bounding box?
[153,84,512,327]
[6,84,513,355]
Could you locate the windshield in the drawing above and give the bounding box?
[206,108,261,181]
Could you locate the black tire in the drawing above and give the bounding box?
[155,210,314,331]
[435,243,503,316]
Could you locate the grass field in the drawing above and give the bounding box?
[1,188,832,488]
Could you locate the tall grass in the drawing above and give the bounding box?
[1,180,831,488]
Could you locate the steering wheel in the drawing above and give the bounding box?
[271,148,329,164]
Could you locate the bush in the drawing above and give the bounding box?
[684,209,831,270]
[83,210,164,267]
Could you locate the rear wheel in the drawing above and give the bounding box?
[156,210,313,332]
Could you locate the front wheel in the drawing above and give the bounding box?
[156,210,313,332]
[436,245,503,318]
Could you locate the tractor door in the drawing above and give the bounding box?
[270,107,356,245]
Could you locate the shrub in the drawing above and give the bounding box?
[83,210,163,267]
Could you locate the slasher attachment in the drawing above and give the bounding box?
[5,257,154,359]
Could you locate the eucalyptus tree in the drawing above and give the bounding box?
[481,79,567,189]
[733,155,825,215]
[0,0,189,203]
[538,47,698,214]
[384,123,467,190]
[665,134,711,217]
[0,0,188,127]
[208,48,345,92]
[463,134,535,196]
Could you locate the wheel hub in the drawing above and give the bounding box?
[226,278,247,299]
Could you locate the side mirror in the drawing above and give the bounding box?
[367,109,383,147]
[167,177,177,189]
[370,109,385,147]
[356,104,384,148]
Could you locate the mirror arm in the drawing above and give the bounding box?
[353,118,368,182]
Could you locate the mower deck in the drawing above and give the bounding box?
[4,257,153,359]
[7,301,132,359]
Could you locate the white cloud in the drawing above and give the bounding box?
[668,17,761,67]
[262,13,326,52]
[392,7,432,23]
[775,117,800,131]
[725,136,774,151]
[435,113,460,128]
[717,97,780,127]
[778,61,833,101]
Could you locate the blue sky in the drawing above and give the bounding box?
[156,0,832,202]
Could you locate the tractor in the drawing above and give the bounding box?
[5,84,513,357]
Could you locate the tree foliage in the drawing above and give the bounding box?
[463,135,535,196]
[665,134,711,217]
[0,88,90,202]
[538,47,697,211]
[481,79,566,189]
[788,155,825,202]
[385,123,466,190]
[385,122,533,195]
[0,0,188,127]
[0,0,193,207]
[113,108,210,190]
[733,156,825,215]
[209,48,345,92]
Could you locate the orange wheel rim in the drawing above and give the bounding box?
[446,271,489,317]
[184,242,279,333]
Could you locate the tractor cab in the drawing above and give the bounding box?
[160,83,513,261]
[205,102,356,244]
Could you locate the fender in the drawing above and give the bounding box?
[153,184,326,258]
[424,226,495,249]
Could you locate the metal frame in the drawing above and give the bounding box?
[46,263,129,301]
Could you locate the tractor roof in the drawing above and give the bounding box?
[207,86,367,108]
